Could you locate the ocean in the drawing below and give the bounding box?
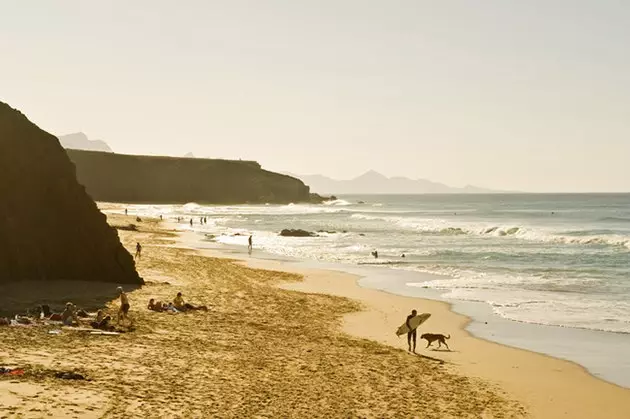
[124,193,630,386]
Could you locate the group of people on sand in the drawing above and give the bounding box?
[148,292,208,314]
[0,288,129,331]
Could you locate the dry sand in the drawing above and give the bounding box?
[0,214,627,418]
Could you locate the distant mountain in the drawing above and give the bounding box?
[58,132,112,153]
[286,170,500,194]
[184,152,195,158]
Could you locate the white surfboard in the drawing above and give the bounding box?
[396,313,431,336]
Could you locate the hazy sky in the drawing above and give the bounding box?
[2,1,629,192]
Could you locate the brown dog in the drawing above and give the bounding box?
[420,333,450,350]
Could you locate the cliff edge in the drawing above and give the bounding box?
[0,101,141,284]
[66,150,315,204]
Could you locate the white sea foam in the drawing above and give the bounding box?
[128,196,630,335]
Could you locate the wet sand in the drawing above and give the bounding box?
[0,215,523,418]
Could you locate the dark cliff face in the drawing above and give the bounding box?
[0,102,141,284]
[65,150,312,204]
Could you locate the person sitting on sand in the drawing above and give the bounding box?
[117,287,130,325]
[406,309,419,353]
[147,299,166,312]
[173,292,208,312]
[61,302,79,326]
[91,311,113,330]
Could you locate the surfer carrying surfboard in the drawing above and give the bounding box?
[406,310,419,353]
[395,311,431,352]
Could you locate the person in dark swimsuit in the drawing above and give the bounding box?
[135,242,142,259]
[406,309,418,353]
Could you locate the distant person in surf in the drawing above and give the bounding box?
[406,309,418,353]
[371,250,378,259]
[125,208,128,215]
[190,218,193,226]
[135,242,142,259]
[248,235,253,253]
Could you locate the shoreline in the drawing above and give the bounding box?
[175,224,630,390]
[5,215,524,417]
[174,228,630,418]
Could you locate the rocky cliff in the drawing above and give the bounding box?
[0,102,141,284]
[65,150,314,204]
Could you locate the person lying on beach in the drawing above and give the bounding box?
[148,299,166,312]
[165,302,179,313]
[40,304,52,318]
[76,308,89,318]
[173,292,208,312]
[61,302,79,326]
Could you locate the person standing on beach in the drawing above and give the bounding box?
[406,309,418,353]
[135,242,142,259]
[248,235,253,253]
[117,287,130,325]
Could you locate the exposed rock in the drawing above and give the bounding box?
[66,149,312,204]
[279,229,317,237]
[114,224,138,232]
[0,101,141,284]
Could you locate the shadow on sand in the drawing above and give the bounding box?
[412,353,446,364]
[0,280,142,317]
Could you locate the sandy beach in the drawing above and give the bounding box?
[1,215,629,418]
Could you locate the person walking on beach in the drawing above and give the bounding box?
[190,218,193,227]
[248,235,253,254]
[117,287,130,325]
[135,242,142,259]
[406,309,418,353]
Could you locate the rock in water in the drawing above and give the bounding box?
[0,101,142,284]
[279,229,317,237]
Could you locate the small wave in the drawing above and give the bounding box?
[600,216,630,223]
[358,261,413,266]
[440,227,467,235]
[182,202,201,210]
[323,199,352,206]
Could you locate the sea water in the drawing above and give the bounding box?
[124,194,630,386]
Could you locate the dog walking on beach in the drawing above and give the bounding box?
[420,333,451,350]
